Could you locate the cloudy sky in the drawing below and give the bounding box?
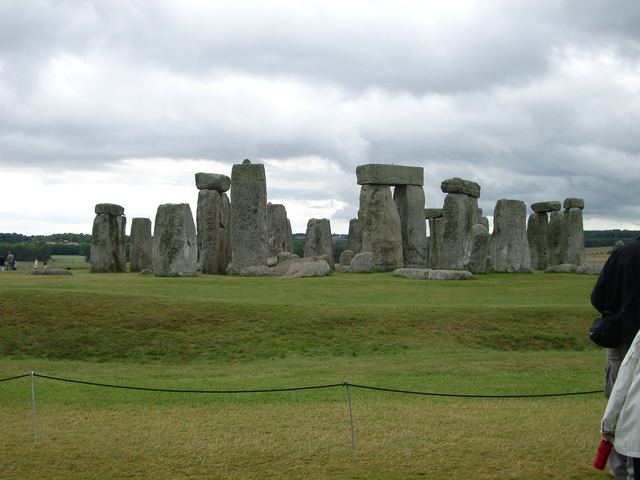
[2,0,639,236]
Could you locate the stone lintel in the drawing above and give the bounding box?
[564,197,585,210]
[195,172,231,193]
[424,208,444,219]
[531,201,562,213]
[356,164,424,186]
[440,177,481,198]
[95,203,125,216]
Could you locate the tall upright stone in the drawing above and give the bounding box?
[304,218,334,269]
[347,218,362,255]
[439,178,482,271]
[563,197,585,265]
[267,203,293,256]
[358,184,403,271]
[219,192,231,273]
[230,159,269,271]
[425,208,443,269]
[152,203,197,277]
[490,199,532,273]
[468,223,490,274]
[197,189,222,274]
[90,203,126,273]
[527,201,561,271]
[394,185,427,268]
[548,209,565,267]
[129,217,153,272]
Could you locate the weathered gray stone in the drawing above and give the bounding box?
[284,258,331,278]
[197,189,221,274]
[428,269,473,280]
[219,192,231,273]
[139,269,154,275]
[490,199,532,273]
[337,265,351,273]
[267,203,293,256]
[547,210,565,266]
[230,159,269,271]
[545,263,578,274]
[152,203,197,277]
[467,223,489,274]
[95,203,125,216]
[358,185,403,271]
[394,185,427,268]
[350,252,375,273]
[240,265,276,277]
[424,208,443,220]
[563,197,585,210]
[531,201,562,213]
[90,212,126,273]
[27,268,73,276]
[527,212,549,270]
[339,249,354,267]
[564,204,585,265]
[441,177,481,198]
[347,218,362,254]
[428,216,444,269]
[129,217,153,272]
[195,172,231,192]
[394,268,431,279]
[303,218,334,269]
[577,263,604,275]
[356,164,424,186]
[440,193,479,270]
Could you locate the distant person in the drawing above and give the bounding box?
[592,236,640,479]
[33,259,38,270]
[601,327,640,478]
[43,259,48,269]
[6,251,15,270]
[0,254,4,271]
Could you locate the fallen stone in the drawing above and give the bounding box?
[428,269,473,280]
[27,269,73,276]
[239,265,276,277]
[577,263,604,275]
[284,259,331,278]
[545,263,578,274]
[350,252,375,273]
[393,268,431,279]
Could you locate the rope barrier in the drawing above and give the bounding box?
[1,372,603,398]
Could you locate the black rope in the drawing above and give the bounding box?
[0,373,30,383]
[2,373,604,398]
[344,382,604,398]
[32,373,343,394]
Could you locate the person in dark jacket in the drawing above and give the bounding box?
[592,237,640,480]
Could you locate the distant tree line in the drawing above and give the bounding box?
[1,230,637,263]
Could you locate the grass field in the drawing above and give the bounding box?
[0,267,610,479]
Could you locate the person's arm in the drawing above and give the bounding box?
[601,342,640,436]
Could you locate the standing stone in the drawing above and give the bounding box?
[468,223,490,274]
[152,203,197,277]
[527,212,549,271]
[564,198,585,265]
[267,203,293,256]
[358,184,403,271]
[394,185,427,268]
[490,199,532,273]
[440,194,480,270]
[347,218,362,255]
[230,159,269,271]
[129,217,153,272]
[547,210,565,267]
[425,208,443,269]
[304,218,334,269]
[90,204,126,273]
[197,189,221,274]
[219,192,232,273]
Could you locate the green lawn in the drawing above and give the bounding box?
[0,270,609,479]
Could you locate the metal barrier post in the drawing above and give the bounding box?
[344,381,356,451]
[29,371,37,443]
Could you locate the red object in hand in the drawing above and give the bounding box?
[593,439,613,470]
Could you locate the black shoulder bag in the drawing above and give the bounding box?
[590,280,640,348]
